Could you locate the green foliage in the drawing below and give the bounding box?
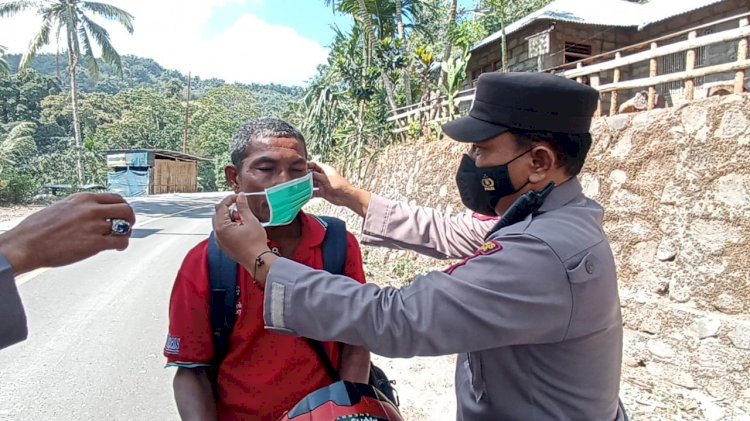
[91,88,184,151]
[477,0,554,36]
[0,121,40,204]
[440,50,470,117]
[0,171,39,205]
[0,122,38,172]
[0,70,61,124]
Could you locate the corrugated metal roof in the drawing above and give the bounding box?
[105,149,209,162]
[471,0,729,52]
[638,0,726,28]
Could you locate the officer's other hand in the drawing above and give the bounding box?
[309,162,349,204]
[309,162,371,218]
[0,192,135,276]
[212,194,270,270]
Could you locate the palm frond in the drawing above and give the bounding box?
[0,0,36,18]
[20,12,53,70]
[0,45,9,75]
[78,25,100,81]
[81,1,134,33]
[81,15,122,74]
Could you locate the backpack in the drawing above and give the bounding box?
[207,215,399,407]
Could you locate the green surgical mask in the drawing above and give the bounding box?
[244,172,314,227]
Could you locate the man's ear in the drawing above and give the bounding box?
[528,145,556,184]
[224,165,241,193]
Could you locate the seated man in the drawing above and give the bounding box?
[164,118,370,420]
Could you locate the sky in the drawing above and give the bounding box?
[0,0,474,86]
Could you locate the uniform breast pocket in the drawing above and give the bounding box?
[464,352,486,403]
[565,250,618,338]
[566,252,599,284]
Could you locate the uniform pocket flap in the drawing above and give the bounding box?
[566,252,600,284]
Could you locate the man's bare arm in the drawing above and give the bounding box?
[339,344,371,384]
[173,367,217,421]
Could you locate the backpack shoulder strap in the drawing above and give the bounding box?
[207,231,238,371]
[306,215,349,382]
[306,338,340,382]
[315,215,348,275]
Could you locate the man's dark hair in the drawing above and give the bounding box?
[229,118,307,167]
[510,129,592,176]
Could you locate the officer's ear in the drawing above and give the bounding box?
[527,144,557,184]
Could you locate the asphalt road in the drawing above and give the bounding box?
[0,193,226,421]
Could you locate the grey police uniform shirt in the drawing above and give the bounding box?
[0,254,29,351]
[264,178,624,420]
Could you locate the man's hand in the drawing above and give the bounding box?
[212,194,276,285]
[309,162,372,218]
[0,193,136,275]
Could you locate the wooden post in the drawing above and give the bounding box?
[610,52,622,116]
[685,32,697,101]
[648,43,659,109]
[576,62,583,83]
[736,18,749,94]
[590,73,602,117]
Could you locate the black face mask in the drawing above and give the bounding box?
[455,150,531,216]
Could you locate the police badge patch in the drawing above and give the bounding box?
[478,240,502,255]
[444,240,503,275]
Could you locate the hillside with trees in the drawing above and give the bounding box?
[0,0,651,203]
[0,53,302,202]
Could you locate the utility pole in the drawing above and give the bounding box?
[182,72,192,154]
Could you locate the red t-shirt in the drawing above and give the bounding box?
[164,212,366,420]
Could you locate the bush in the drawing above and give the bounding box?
[0,171,40,205]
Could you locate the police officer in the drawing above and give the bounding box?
[212,72,626,420]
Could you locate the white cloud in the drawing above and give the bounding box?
[0,0,327,86]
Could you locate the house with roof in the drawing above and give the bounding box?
[466,0,747,106]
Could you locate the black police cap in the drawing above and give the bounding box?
[442,72,599,143]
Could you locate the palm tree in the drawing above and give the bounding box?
[0,0,134,185]
[325,0,400,112]
[0,122,37,173]
[0,44,9,75]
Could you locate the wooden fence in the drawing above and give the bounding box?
[387,13,750,133]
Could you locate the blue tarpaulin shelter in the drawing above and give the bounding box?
[108,168,150,197]
[105,149,206,197]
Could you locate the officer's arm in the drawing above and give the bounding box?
[311,163,493,259]
[0,254,28,351]
[173,367,217,421]
[361,194,497,259]
[264,234,573,357]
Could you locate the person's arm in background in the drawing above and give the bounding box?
[165,244,218,421]
[337,231,370,383]
[310,163,496,260]
[173,367,217,421]
[0,193,134,350]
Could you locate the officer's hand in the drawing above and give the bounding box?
[0,192,135,275]
[309,162,371,218]
[212,194,272,273]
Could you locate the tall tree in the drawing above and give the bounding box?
[0,45,9,75]
[479,0,553,71]
[325,0,401,112]
[0,0,134,185]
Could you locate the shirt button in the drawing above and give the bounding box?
[585,260,595,274]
